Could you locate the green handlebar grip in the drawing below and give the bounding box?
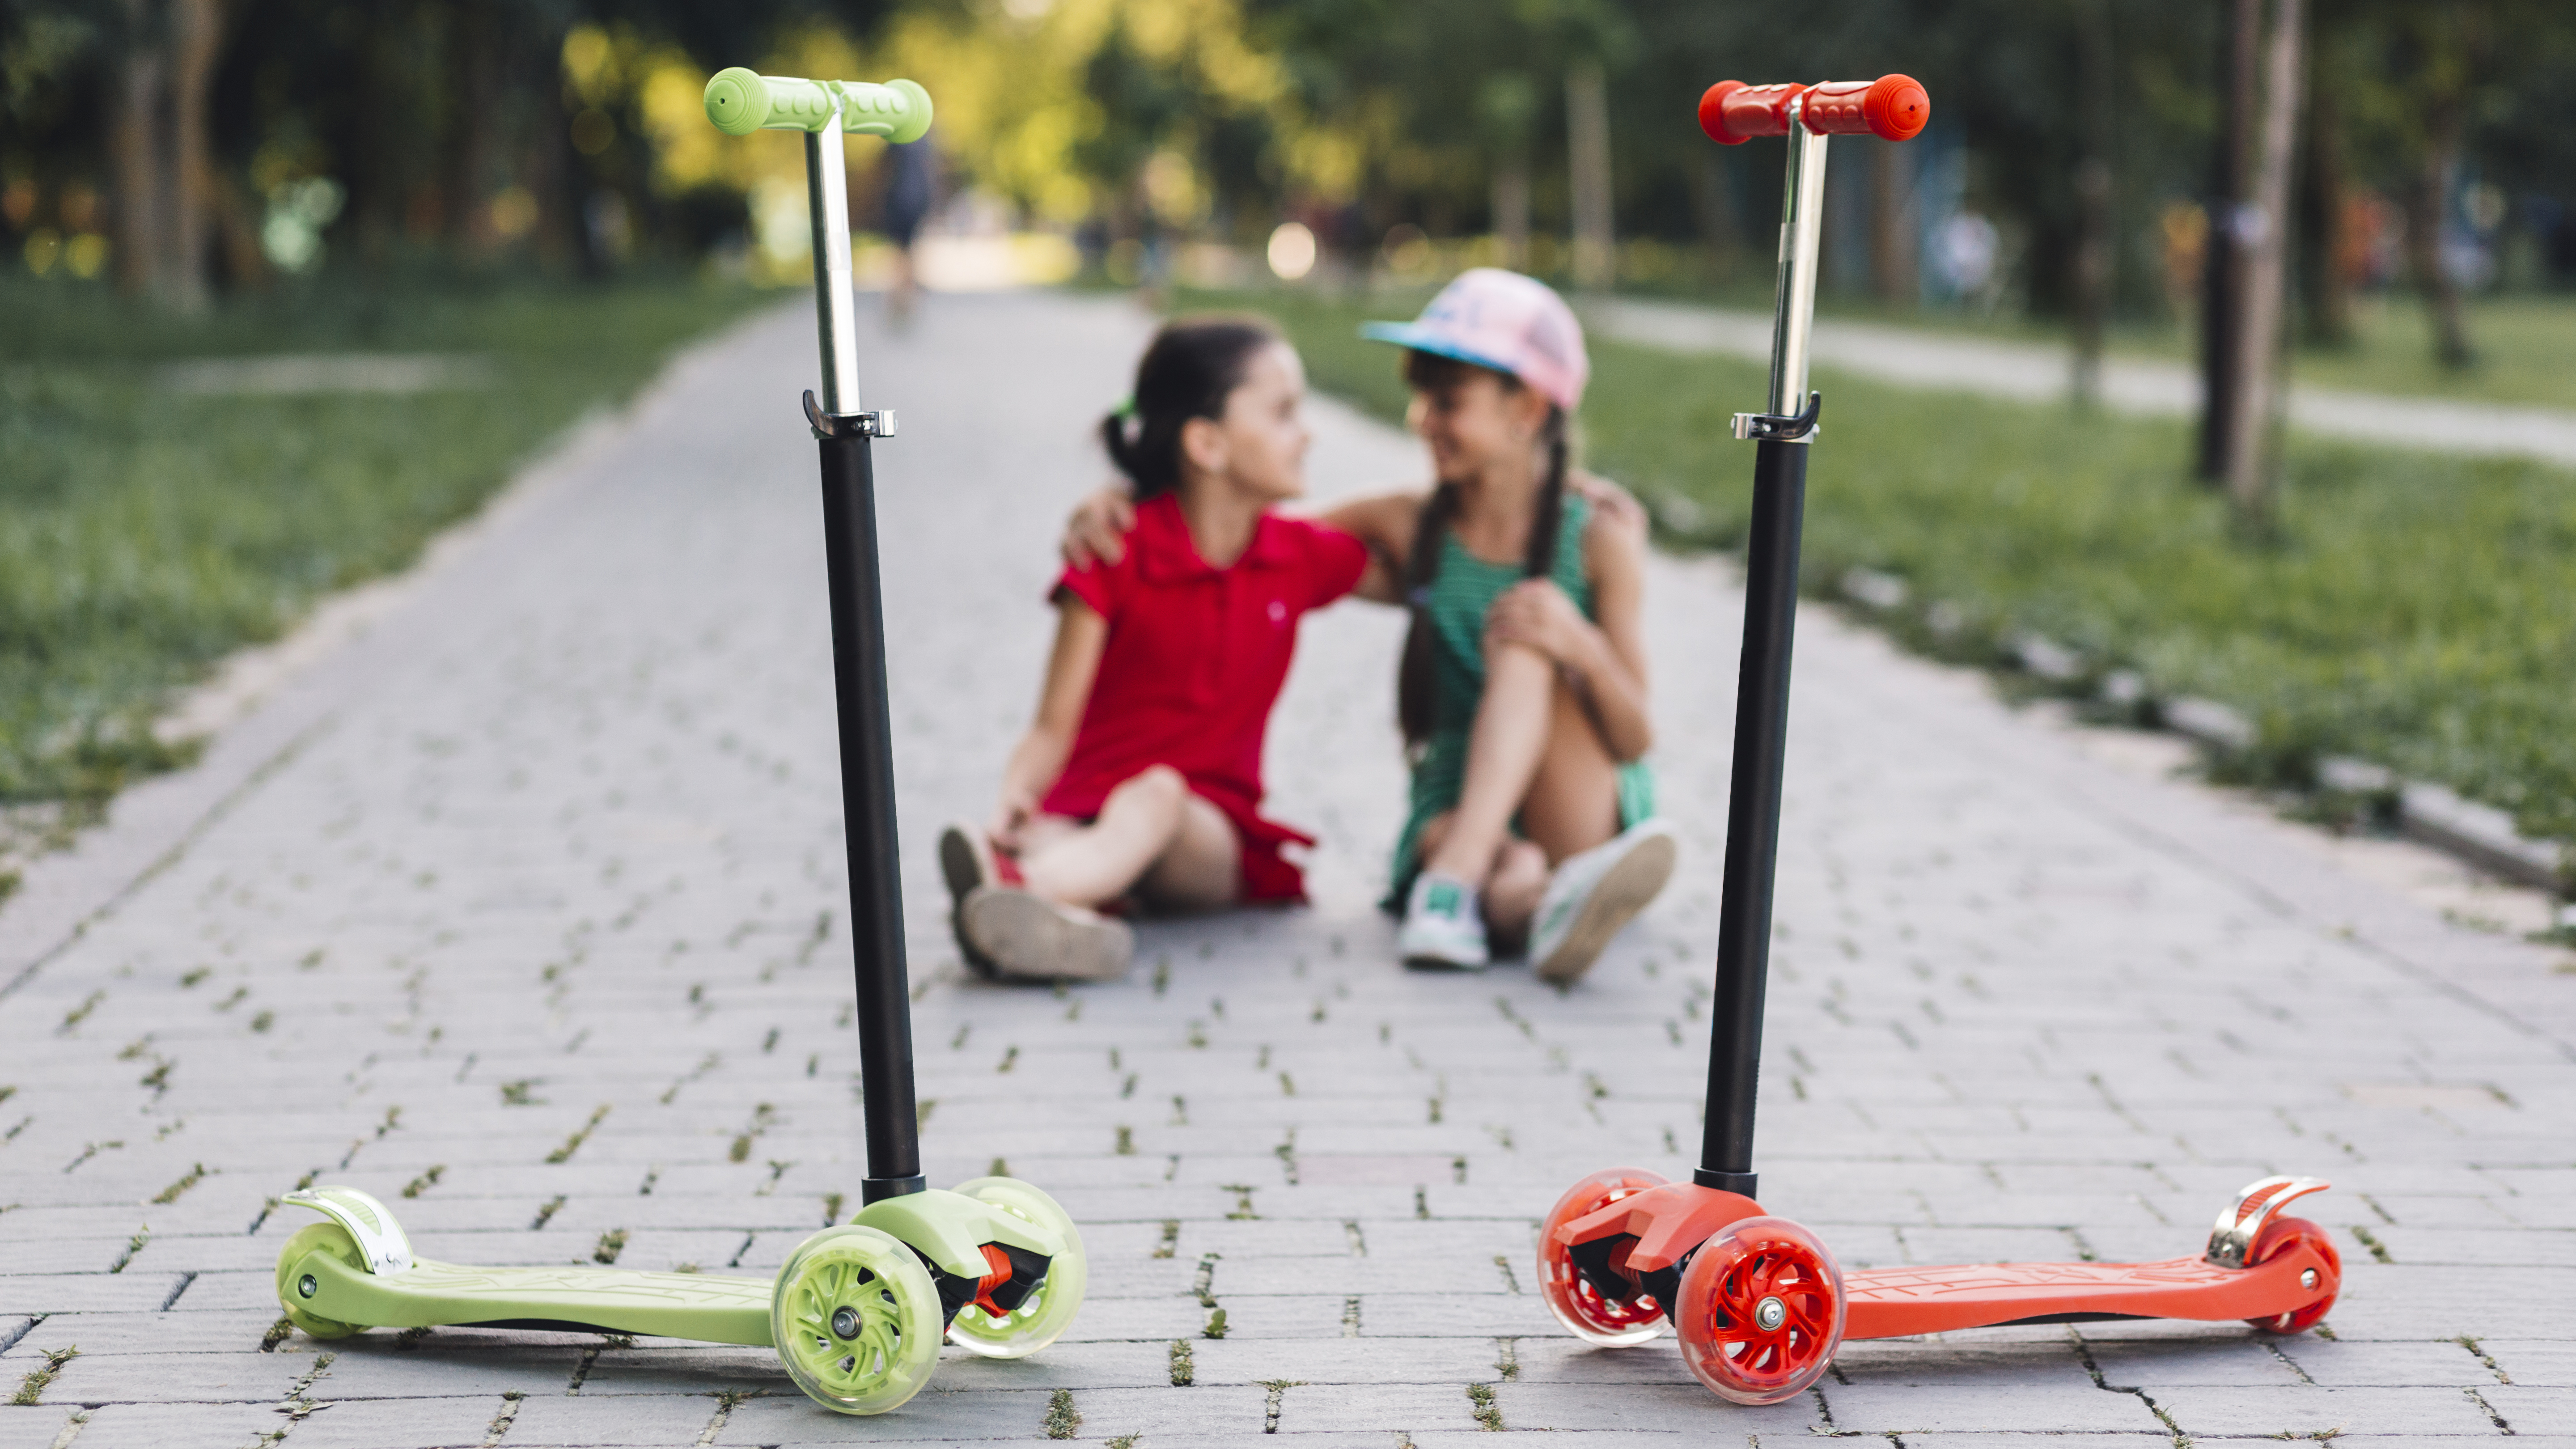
[703,68,932,144]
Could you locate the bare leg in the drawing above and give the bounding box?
[1017,766,1187,907]
[1013,766,1240,911]
[1421,640,1557,885]
[1421,640,1625,889]
[1135,794,1243,912]
[1517,668,1623,865]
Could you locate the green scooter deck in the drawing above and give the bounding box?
[276,1182,1068,1350]
[294,1250,775,1345]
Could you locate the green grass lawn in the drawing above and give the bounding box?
[1196,286,2576,858]
[1301,273,2576,413]
[0,272,765,815]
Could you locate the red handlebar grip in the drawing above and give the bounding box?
[1699,81,1802,146]
[1697,74,1930,145]
[1803,74,1930,141]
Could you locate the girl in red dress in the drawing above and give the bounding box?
[938,318,1373,980]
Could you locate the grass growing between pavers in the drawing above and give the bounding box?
[0,273,764,821]
[1194,286,2576,854]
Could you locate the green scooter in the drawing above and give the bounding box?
[271,70,1086,1417]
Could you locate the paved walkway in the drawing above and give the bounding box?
[3,291,2572,1448]
[1593,297,2576,468]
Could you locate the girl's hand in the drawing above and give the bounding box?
[1061,484,1138,569]
[1485,579,1590,664]
[988,787,1040,853]
[1569,472,1649,542]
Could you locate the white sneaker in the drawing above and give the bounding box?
[1530,819,1679,984]
[1398,871,1490,970]
[958,886,1133,983]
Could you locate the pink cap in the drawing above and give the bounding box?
[1361,267,1590,411]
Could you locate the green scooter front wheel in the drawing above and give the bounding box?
[274,1222,367,1339]
[771,1224,943,1414]
[944,1176,1087,1359]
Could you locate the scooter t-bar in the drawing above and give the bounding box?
[1693,76,1926,1199]
[708,67,936,1203]
[1537,75,2340,1410]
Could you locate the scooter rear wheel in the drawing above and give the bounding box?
[1537,1167,1671,1346]
[2243,1216,2340,1335]
[1674,1215,1846,1406]
[944,1176,1087,1359]
[771,1224,942,1415]
[274,1222,367,1340]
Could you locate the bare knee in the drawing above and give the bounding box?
[1110,765,1189,819]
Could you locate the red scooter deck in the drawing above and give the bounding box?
[1844,1243,2334,1339]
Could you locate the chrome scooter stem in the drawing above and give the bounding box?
[804,115,863,415]
[1766,97,1831,424]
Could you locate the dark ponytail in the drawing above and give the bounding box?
[1101,315,1280,500]
[1395,350,1570,746]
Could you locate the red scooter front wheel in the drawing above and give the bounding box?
[1675,1216,1847,1405]
[2244,1216,2340,1334]
[1537,1167,1672,1345]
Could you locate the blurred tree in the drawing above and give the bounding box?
[2222,0,2305,517]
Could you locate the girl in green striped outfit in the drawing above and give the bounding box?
[1352,269,1674,979]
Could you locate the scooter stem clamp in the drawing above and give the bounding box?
[1731,390,1823,443]
[803,389,899,441]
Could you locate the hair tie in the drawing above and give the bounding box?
[1407,586,1434,609]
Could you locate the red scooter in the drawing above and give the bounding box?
[1537,75,2343,1406]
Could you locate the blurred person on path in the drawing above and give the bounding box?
[880,136,934,328]
[941,318,1371,980]
[1063,271,1675,983]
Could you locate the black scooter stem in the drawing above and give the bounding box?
[813,422,927,1204]
[1695,435,1810,1198]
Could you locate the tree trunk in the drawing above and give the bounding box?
[109,0,167,300]
[161,0,225,312]
[525,22,595,275]
[2224,0,2305,518]
[1688,151,1736,282]
[2198,0,2261,482]
[2407,113,2475,369]
[1493,161,1530,271]
[449,0,503,258]
[2296,45,2350,347]
[2069,0,2116,406]
[1869,140,1916,307]
[215,169,269,292]
[1566,59,1614,292]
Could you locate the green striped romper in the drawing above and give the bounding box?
[1384,491,1656,908]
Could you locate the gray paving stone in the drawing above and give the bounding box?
[0,1407,84,1449]
[1819,1377,2170,1432]
[1,289,2569,1444]
[2151,1382,2510,1436]
[1488,1378,1820,1433]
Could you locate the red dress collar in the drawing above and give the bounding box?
[1131,493,1300,582]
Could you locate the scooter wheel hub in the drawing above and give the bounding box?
[1675,1215,1847,1406]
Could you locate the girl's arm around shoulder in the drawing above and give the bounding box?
[1314,487,1431,605]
